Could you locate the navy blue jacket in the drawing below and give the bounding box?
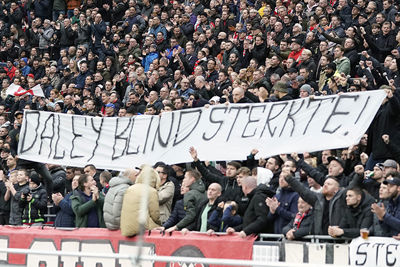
[380,195,400,236]
[208,206,242,232]
[163,199,185,229]
[91,21,107,48]
[54,191,75,228]
[268,188,299,234]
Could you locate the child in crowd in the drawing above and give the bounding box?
[19,171,47,225]
[208,201,242,232]
[5,169,29,225]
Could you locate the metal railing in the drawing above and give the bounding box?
[259,233,353,243]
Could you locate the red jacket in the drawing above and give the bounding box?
[288,48,304,61]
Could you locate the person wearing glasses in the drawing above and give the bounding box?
[155,164,175,224]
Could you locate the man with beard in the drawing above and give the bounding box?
[214,71,231,97]
[249,36,268,67]
[222,41,238,68]
[264,156,283,192]
[365,2,378,24]
[285,165,364,235]
[205,59,219,83]
[362,164,386,200]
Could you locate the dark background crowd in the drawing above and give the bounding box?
[0,0,397,241]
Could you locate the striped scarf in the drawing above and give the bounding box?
[293,210,309,229]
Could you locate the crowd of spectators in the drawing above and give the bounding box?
[0,0,397,241]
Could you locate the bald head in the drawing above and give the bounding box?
[232,87,244,103]
[207,182,222,203]
[242,176,257,195]
[123,168,139,183]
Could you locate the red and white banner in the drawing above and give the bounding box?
[6,84,44,97]
[6,83,27,96]
[29,84,45,97]
[0,226,255,266]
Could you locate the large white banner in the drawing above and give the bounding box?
[349,237,400,266]
[18,91,386,170]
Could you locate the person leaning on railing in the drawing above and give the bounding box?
[284,155,365,236]
[282,197,314,240]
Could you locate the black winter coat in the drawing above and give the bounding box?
[339,191,374,238]
[58,25,76,48]
[19,184,47,224]
[188,198,219,231]
[282,209,314,239]
[0,181,9,214]
[234,184,274,235]
[193,160,242,202]
[286,173,363,235]
[50,167,66,194]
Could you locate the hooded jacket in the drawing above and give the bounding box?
[103,175,133,230]
[175,179,206,230]
[120,166,161,236]
[208,205,242,232]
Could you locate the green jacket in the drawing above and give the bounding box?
[176,179,206,230]
[71,190,106,228]
[334,56,351,76]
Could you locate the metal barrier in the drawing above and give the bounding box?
[259,234,353,243]
[254,237,351,266]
